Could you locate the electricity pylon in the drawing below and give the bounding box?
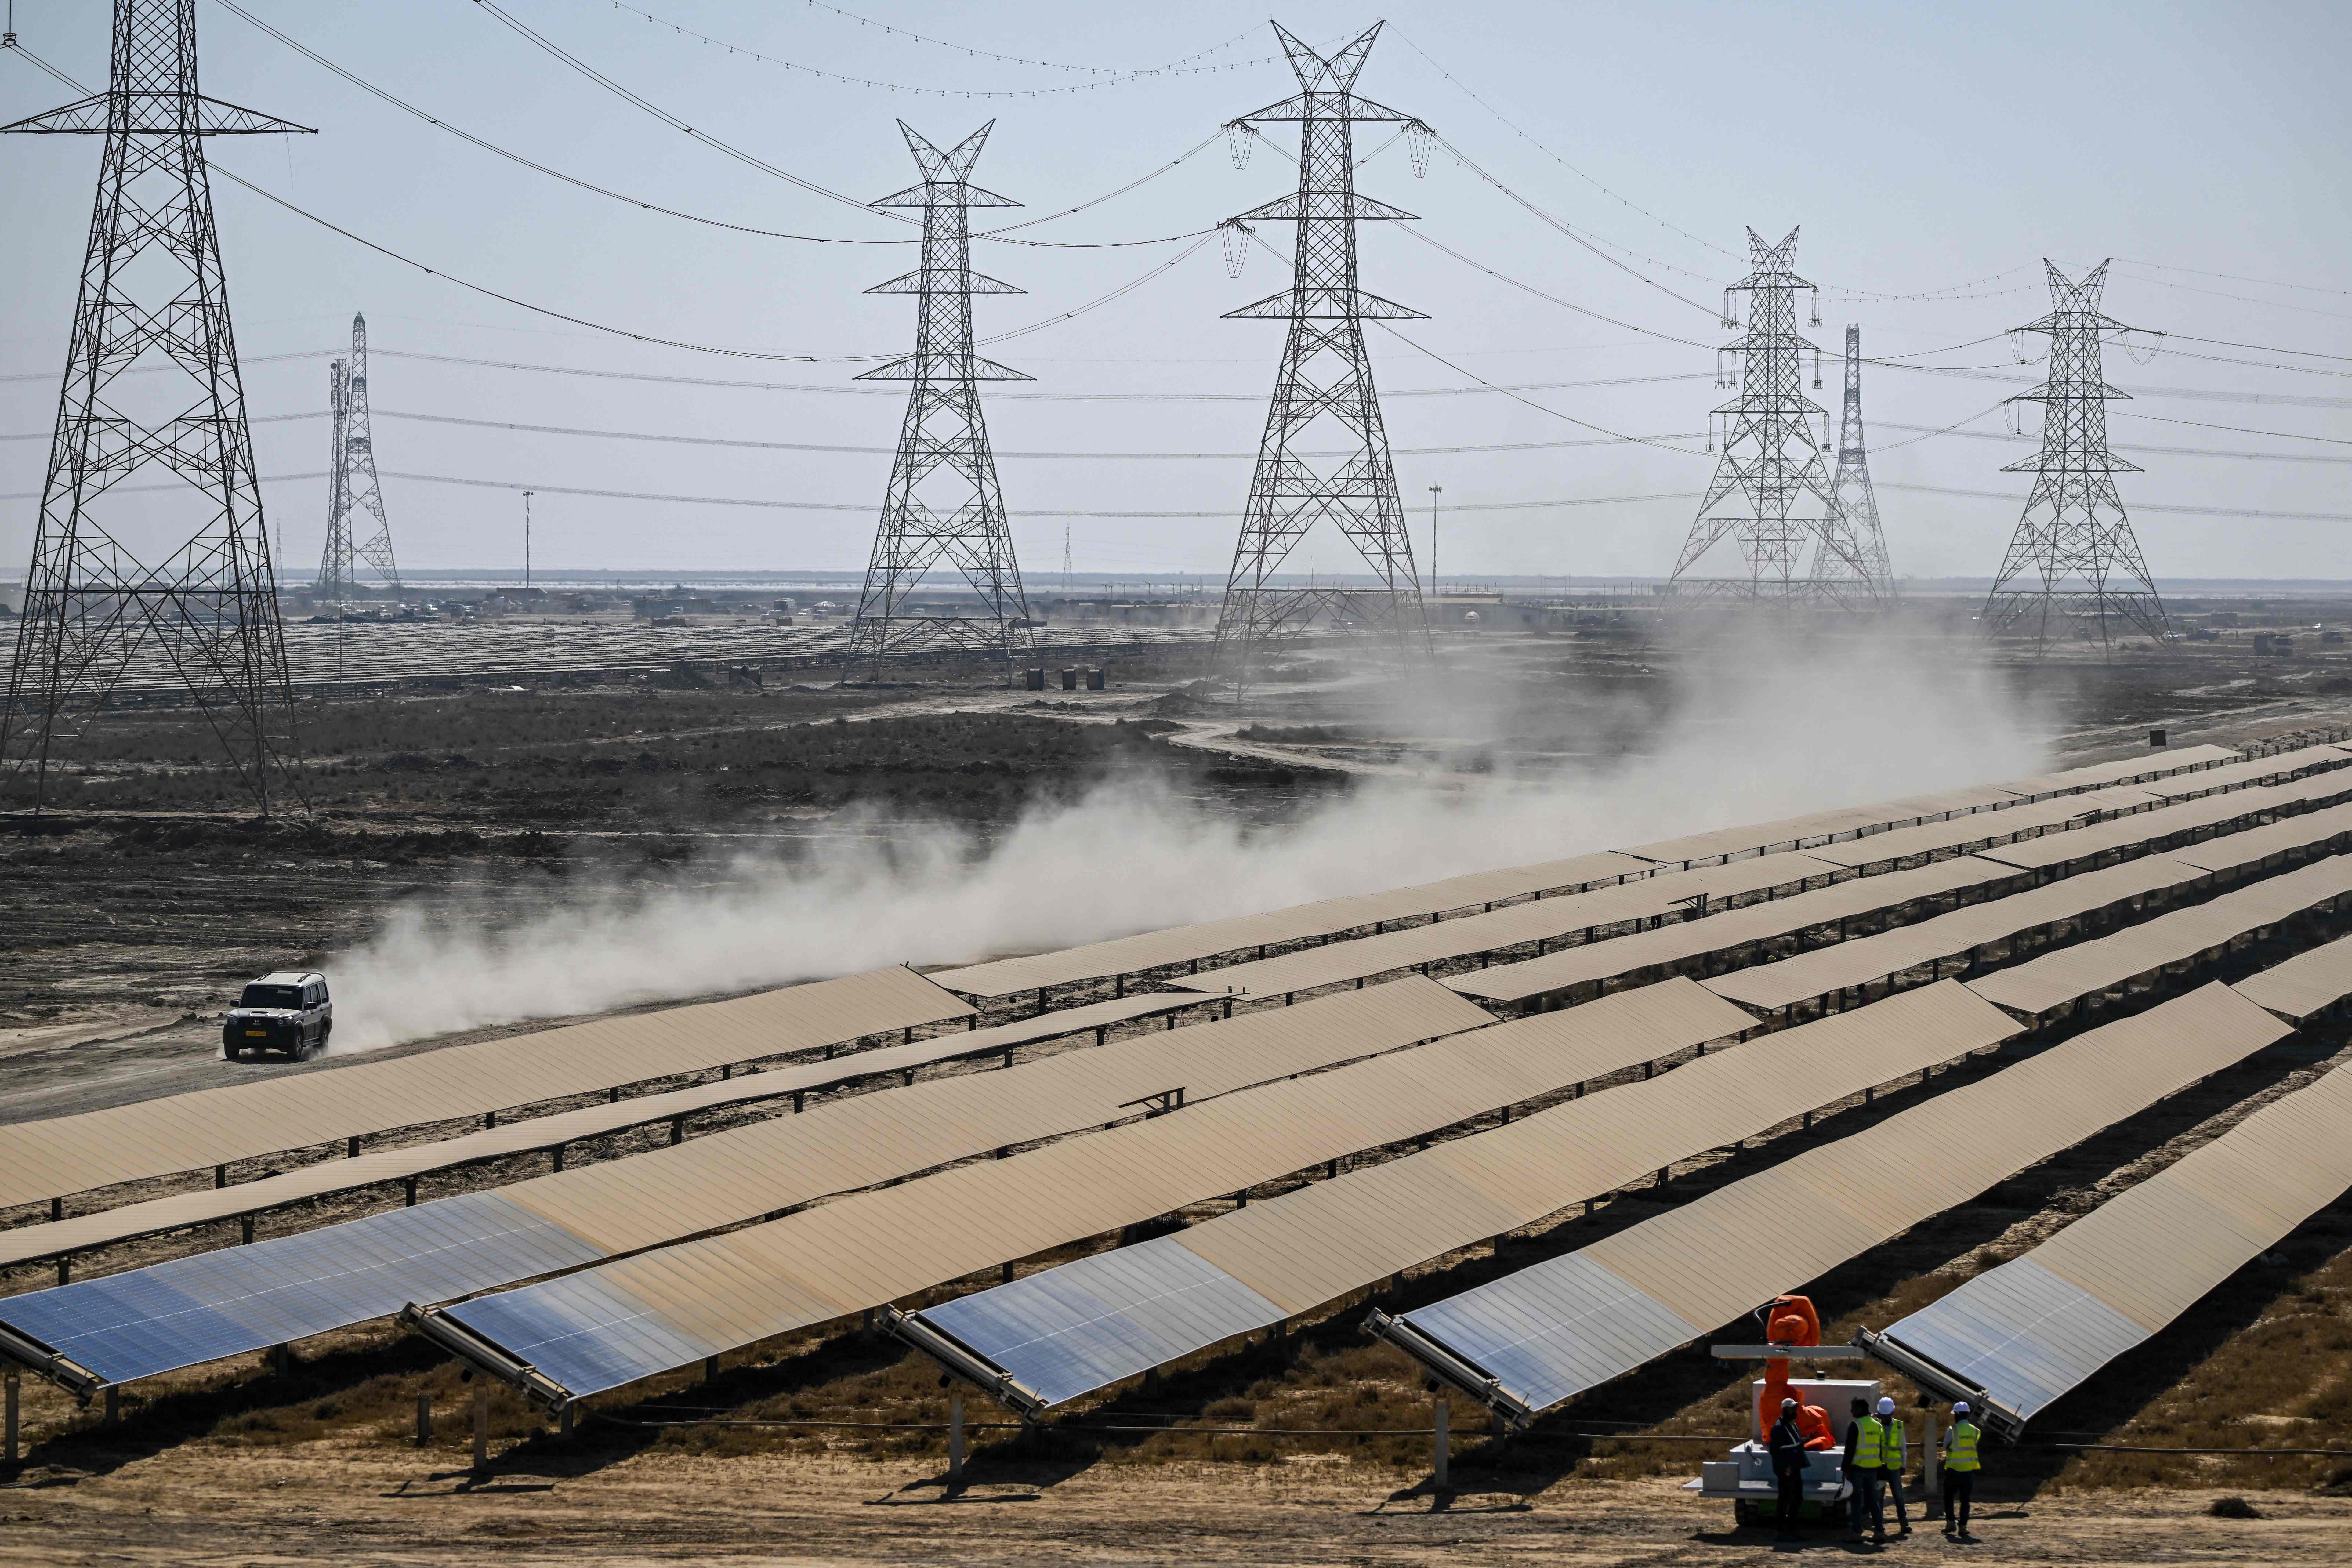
[1983,260,2168,650]
[848,121,1034,677]
[0,0,309,815]
[1211,21,1433,690]
[1815,324,1896,594]
[317,312,400,596]
[1670,227,1880,606]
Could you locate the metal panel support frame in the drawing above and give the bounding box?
[1851,1327,2018,1441]
[1362,1307,1533,1430]
[0,1320,102,1405]
[399,1303,573,1417]
[879,1305,1049,1418]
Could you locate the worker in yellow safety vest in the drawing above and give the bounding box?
[1941,1400,1984,1540]
[1875,1396,1914,1536]
[1841,1397,1890,1544]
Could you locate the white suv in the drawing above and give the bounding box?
[223,971,333,1061]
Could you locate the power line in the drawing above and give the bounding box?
[606,1,1281,98]
[2114,258,2352,299]
[16,468,2344,526]
[621,0,1260,77]
[469,1,1220,248]
[1430,132,1725,320]
[1385,26,1737,266]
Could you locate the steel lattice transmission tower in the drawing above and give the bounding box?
[0,0,308,815]
[316,312,400,597]
[1211,22,1432,688]
[1670,227,1880,606]
[1983,260,2168,649]
[848,121,1034,676]
[1819,324,1896,594]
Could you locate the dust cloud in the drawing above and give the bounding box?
[326,624,2051,1053]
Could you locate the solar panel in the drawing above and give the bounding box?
[1379,983,2292,1423]
[1449,855,2023,1007]
[1701,853,2215,1013]
[1863,1049,2352,1435]
[892,982,2020,1413]
[0,965,970,1211]
[0,979,1486,1395]
[424,981,1755,1403]
[1967,854,2352,1016]
[0,991,1218,1274]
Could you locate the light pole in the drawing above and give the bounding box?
[523,490,534,590]
[1427,485,1442,606]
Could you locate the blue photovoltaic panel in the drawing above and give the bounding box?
[443,1270,720,1398]
[0,1190,606,1385]
[1400,1251,1701,1413]
[922,1237,1284,1407]
[1881,1259,2150,1422]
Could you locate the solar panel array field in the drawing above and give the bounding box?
[0,980,1488,1392]
[1382,983,2292,1422]
[430,981,1757,1403]
[900,983,2020,1411]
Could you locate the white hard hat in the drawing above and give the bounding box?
[1781,1397,1798,1410]
[1952,1400,1971,1415]
[1877,1397,1896,1415]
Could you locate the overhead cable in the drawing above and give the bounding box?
[604,1,1281,97]
[470,1,1217,248]
[1431,133,1728,320]
[1385,27,1738,266]
[15,470,2345,526]
[2115,258,2352,298]
[617,0,1259,76]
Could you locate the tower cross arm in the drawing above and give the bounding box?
[1227,94,1426,127]
[871,182,1020,210]
[1,92,314,135]
[1232,191,1418,224]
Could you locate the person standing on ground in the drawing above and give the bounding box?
[1843,1396,1888,1545]
[1768,1396,1809,1542]
[1942,1400,1983,1541]
[1876,1396,1913,1537]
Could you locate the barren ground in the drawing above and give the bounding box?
[5,603,2352,1563]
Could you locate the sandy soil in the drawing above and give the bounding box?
[1,1447,2345,1566]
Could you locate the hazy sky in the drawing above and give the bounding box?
[1,1,2345,583]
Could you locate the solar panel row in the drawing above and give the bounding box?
[1376,983,2293,1424]
[0,991,1218,1274]
[1861,1059,2352,1436]
[429,981,1760,1405]
[1701,834,2296,1016]
[1446,855,2026,1008]
[1967,853,2352,1017]
[0,979,1489,1393]
[1976,766,2352,873]
[0,965,973,1212]
[1162,852,1849,1002]
[901,983,2021,1412]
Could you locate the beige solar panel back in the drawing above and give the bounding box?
[1585,983,2292,1331]
[2025,1063,2352,1331]
[0,965,969,1210]
[559,979,1757,1342]
[1170,981,2021,1315]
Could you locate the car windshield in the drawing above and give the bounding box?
[238,984,304,1010]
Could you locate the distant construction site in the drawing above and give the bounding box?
[0,4,2347,1566]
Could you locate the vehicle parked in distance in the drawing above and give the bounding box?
[223,971,333,1062]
